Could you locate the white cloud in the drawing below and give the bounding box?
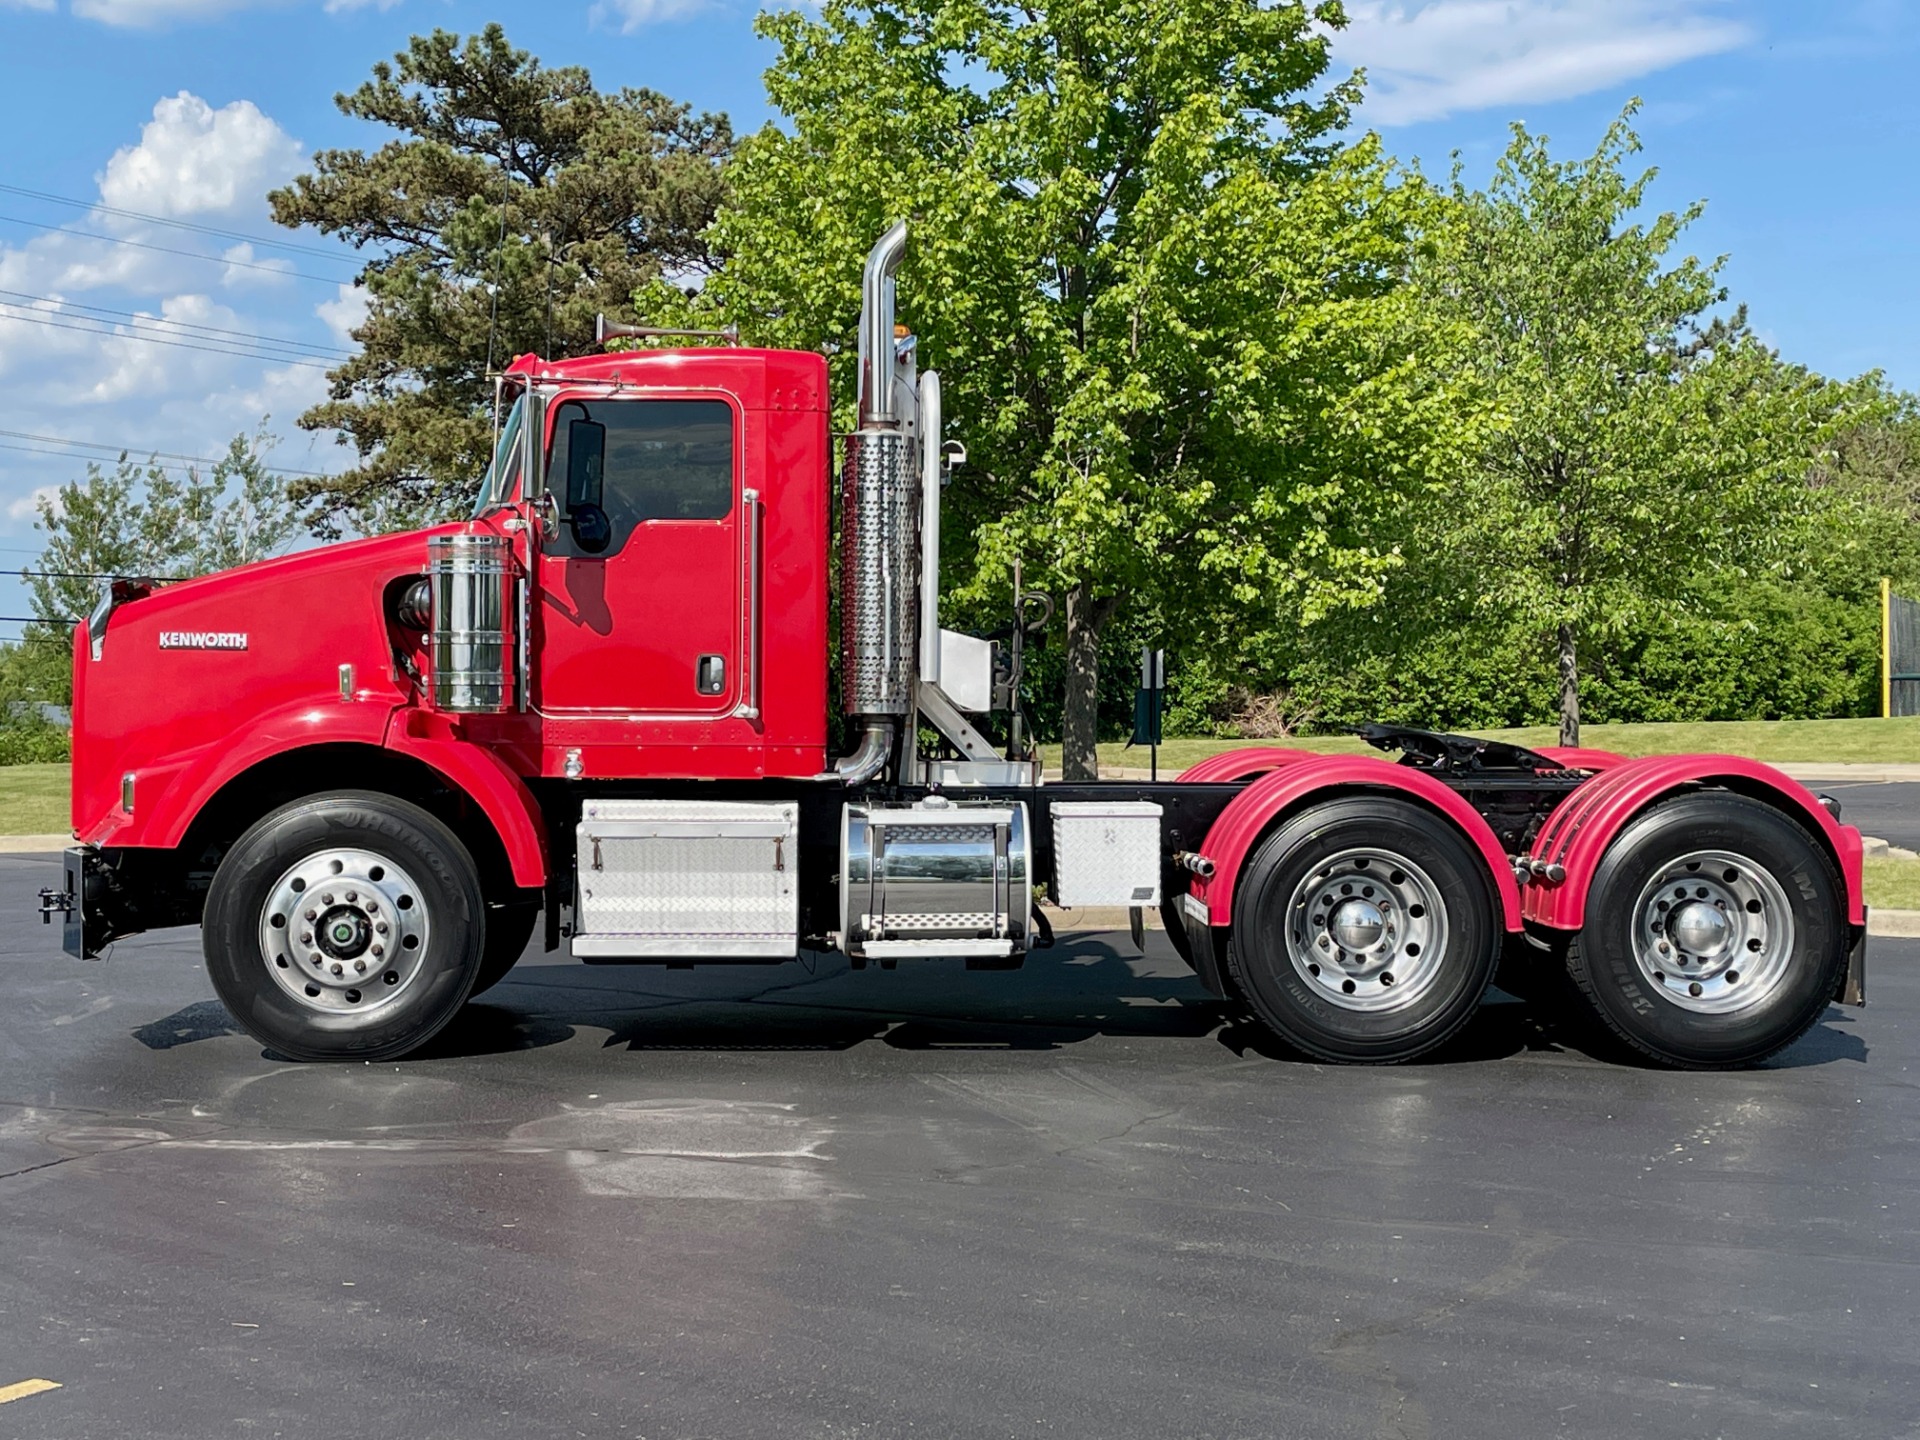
[1337,1,1753,125]
[316,282,370,347]
[99,92,303,218]
[590,0,711,32]
[70,0,258,22]
[70,0,402,18]
[8,486,61,523]
[218,242,295,288]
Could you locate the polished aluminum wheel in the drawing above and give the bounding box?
[1284,847,1450,1013]
[257,848,432,1016]
[1628,849,1794,1015]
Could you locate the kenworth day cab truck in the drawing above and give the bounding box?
[41,224,1867,1067]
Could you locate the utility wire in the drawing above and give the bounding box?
[0,441,335,487]
[13,570,160,581]
[0,213,354,285]
[0,182,355,262]
[0,430,333,477]
[0,615,76,625]
[0,304,333,369]
[0,289,350,359]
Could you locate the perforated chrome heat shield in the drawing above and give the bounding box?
[839,428,918,716]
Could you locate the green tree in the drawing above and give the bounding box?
[648,0,1476,777]
[270,25,732,535]
[18,431,301,710]
[1419,108,1875,745]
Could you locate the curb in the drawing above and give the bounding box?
[0,834,71,854]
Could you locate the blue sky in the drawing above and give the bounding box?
[0,0,1914,633]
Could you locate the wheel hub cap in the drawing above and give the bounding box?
[1668,899,1730,958]
[316,906,372,960]
[1328,898,1387,952]
[1629,849,1795,1014]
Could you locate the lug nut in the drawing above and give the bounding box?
[371,944,384,958]
[301,931,313,944]
[354,960,366,973]
[375,922,389,935]
[321,893,334,905]
[345,891,357,903]
[330,963,343,976]
[304,908,317,921]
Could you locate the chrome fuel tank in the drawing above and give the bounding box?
[839,798,1030,960]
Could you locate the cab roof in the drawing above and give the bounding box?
[502,346,827,412]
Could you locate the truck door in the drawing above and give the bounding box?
[533,394,742,718]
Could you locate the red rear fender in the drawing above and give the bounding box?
[1184,755,1524,932]
[1524,754,1866,930]
[1176,747,1326,784]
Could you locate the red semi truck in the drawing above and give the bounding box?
[41,224,1867,1067]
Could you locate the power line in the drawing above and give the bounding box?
[0,182,356,263]
[0,289,351,359]
[0,213,354,285]
[12,570,159,581]
[0,441,335,487]
[0,430,333,477]
[0,304,333,369]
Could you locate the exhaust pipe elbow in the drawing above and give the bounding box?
[819,720,894,786]
[858,222,908,429]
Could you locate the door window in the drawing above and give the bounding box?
[545,398,734,556]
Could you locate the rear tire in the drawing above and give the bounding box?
[203,791,487,1061]
[1563,793,1846,1069]
[1227,797,1501,1063]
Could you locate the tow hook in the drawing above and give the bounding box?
[37,887,74,923]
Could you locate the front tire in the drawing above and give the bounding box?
[203,792,487,1061]
[471,900,540,997]
[1227,797,1501,1063]
[1564,793,1847,1069]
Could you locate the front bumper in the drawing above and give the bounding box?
[38,846,125,959]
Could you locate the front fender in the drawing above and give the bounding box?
[1524,754,1866,930]
[84,698,400,850]
[1185,755,1524,932]
[384,728,550,889]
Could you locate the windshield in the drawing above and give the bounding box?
[472,394,526,515]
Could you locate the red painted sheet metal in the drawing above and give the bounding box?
[1523,754,1866,930]
[1531,746,1629,773]
[1184,754,1524,932]
[385,727,550,889]
[77,697,399,851]
[1176,747,1324,783]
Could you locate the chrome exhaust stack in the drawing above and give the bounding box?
[826,220,920,786]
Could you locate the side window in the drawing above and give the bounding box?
[545,398,734,553]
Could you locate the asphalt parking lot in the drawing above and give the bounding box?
[1819,780,1920,850]
[1,849,1916,1439]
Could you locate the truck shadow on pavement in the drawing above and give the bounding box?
[129,934,1869,1071]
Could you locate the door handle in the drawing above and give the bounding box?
[736,487,762,721]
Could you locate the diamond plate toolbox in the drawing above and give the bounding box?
[1051,800,1163,908]
[574,799,798,958]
